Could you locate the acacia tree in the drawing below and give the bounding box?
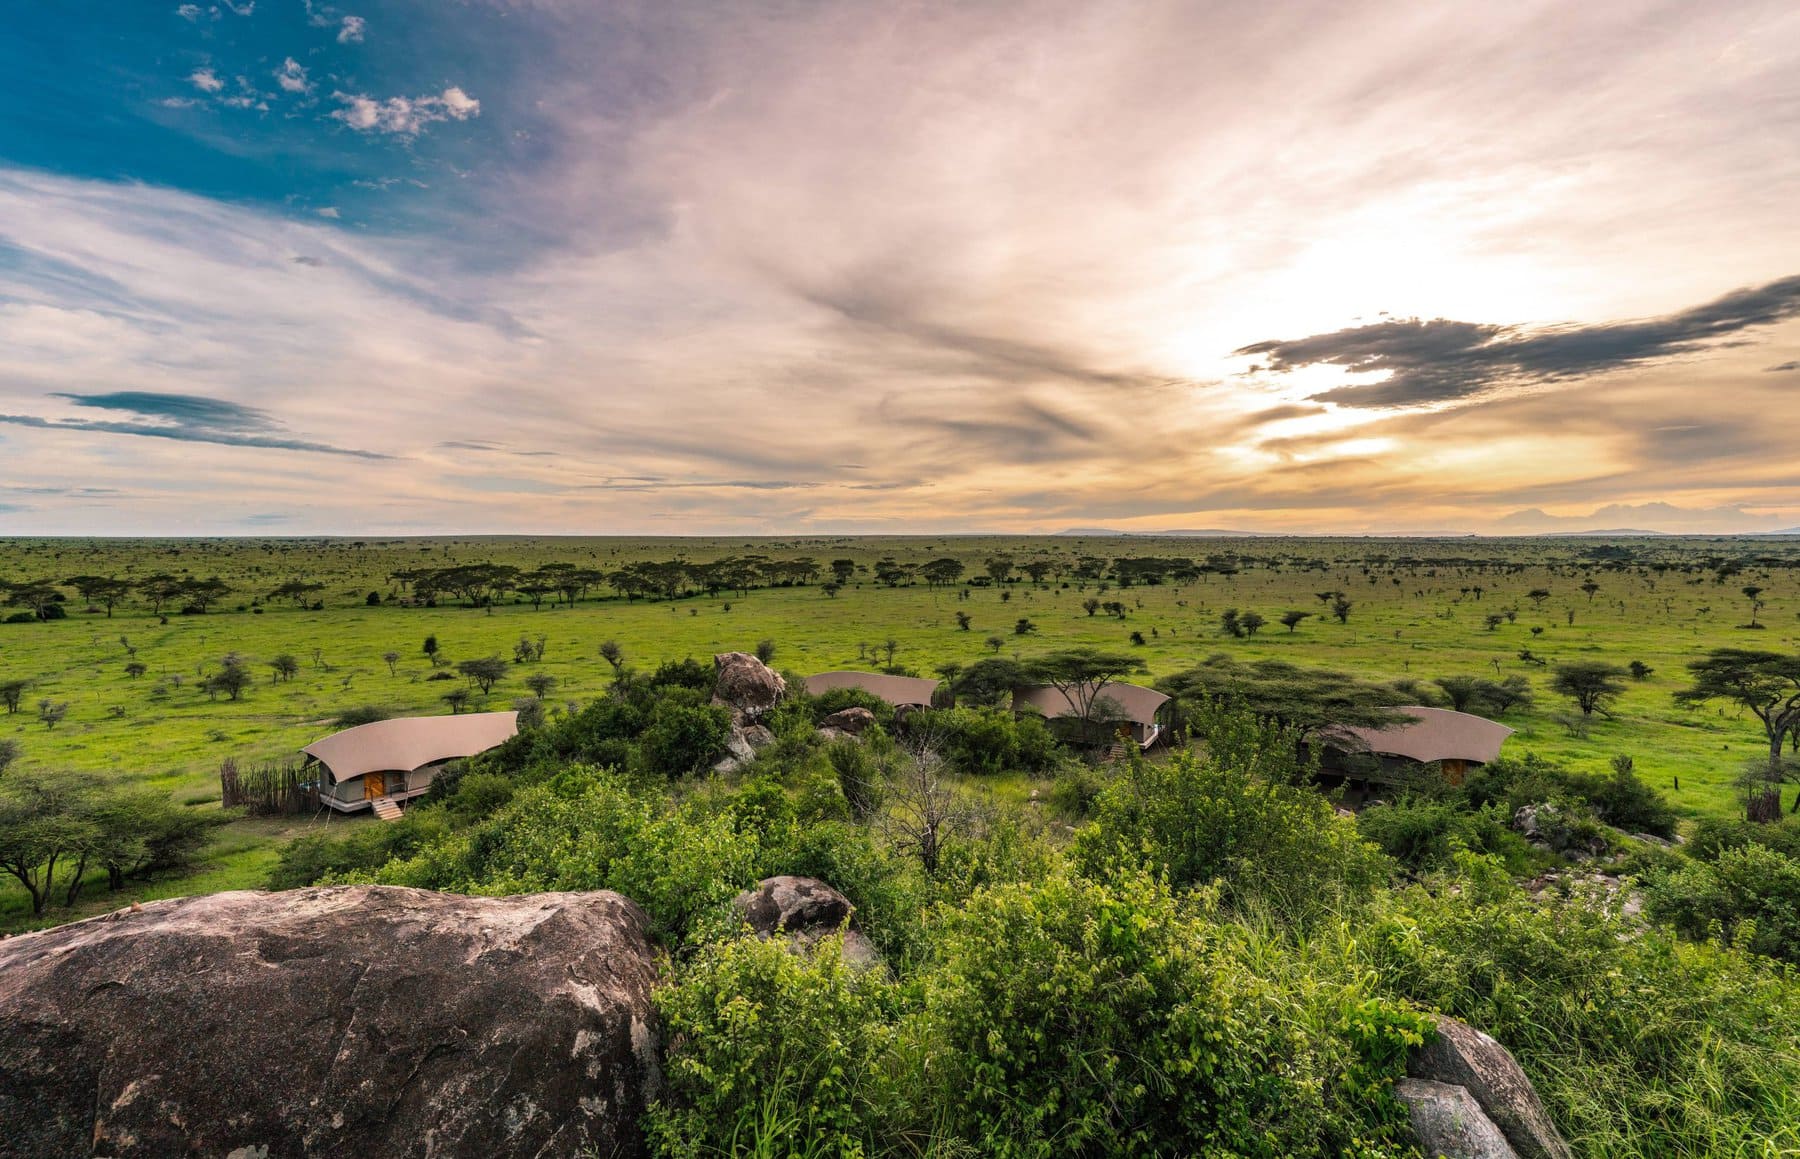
[0,680,26,714]
[1551,662,1627,719]
[65,575,133,618]
[1676,650,1800,821]
[1023,648,1146,745]
[0,770,93,915]
[1742,586,1766,629]
[458,656,509,695]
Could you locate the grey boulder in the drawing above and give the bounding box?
[1409,1015,1572,1159]
[0,885,662,1159]
[1396,1078,1518,1158]
[732,875,881,970]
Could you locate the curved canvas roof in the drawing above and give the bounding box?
[1013,682,1170,727]
[1330,706,1513,765]
[805,671,941,708]
[302,711,518,783]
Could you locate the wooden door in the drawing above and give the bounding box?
[363,772,386,800]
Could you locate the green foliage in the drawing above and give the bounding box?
[368,770,760,947]
[918,870,1426,1157]
[1365,856,1800,1156]
[1645,842,1800,963]
[266,810,449,890]
[911,706,1061,777]
[640,700,732,779]
[1355,798,1526,873]
[810,686,896,730]
[649,935,902,1158]
[1075,708,1392,917]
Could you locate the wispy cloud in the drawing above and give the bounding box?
[188,67,223,93]
[338,15,365,44]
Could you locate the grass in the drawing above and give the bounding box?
[2,533,1796,929]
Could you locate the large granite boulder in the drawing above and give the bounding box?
[1396,1079,1518,1158]
[1409,1016,1571,1159]
[732,876,881,970]
[0,886,662,1159]
[711,652,786,723]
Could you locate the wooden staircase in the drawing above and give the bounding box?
[1102,740,1129,765]
[371,797,404,822]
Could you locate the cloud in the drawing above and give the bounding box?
[329,87,479,135]
[1766,360,1800,372]
[188,68,224,93]
[274,58,311,95]
[175,4,203,20]
[316,207,340,219]
[338,15,365,43]
[1236,275,1800,408]
[0,392,391,459]
[220,0,254,14]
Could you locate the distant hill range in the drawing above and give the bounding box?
[1055,527,1266,537]
[1058,526,1800,538]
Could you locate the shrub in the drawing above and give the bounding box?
[640,701,732,779]
[1356,798,1524,873]
[648,934,902,1156]
[1645,842,1800,963]
[1075,708,1391,917]
[911,706,1060,777]
[918,870,1427,1156]
[332,704,393,729]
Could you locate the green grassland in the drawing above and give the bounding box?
[3,533,1797,928]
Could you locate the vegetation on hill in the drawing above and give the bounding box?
[245,671,1800,1157]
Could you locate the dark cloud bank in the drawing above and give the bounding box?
[1236,274,1800,407]
[0,391,391,458]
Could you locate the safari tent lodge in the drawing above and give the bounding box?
[1319,706,1513,788]
[1011,681,1172,750]
[303,711,518,815]
[804,671,943,710]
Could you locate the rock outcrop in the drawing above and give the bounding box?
[710,653,787,772]
[711,652,786,723]
[1409,1016,1572,1159]
[1396,1078,1518,1158]
[733,875,882,970]
[0,886,662,1159]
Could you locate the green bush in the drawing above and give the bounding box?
[918,870,1427,1157]
[648,934,902,1157]
[367,771,759,947]
[1645,842,1800,963]
[912,705,1061,777]
[640,701,732,779]
[1355,798,1524,873]
[1075,715,1391,918]
[266,810,448,890]
[1688,815,1800,863]
[1365,854,1800,1156]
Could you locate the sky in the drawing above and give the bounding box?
[2,0,1798,537]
